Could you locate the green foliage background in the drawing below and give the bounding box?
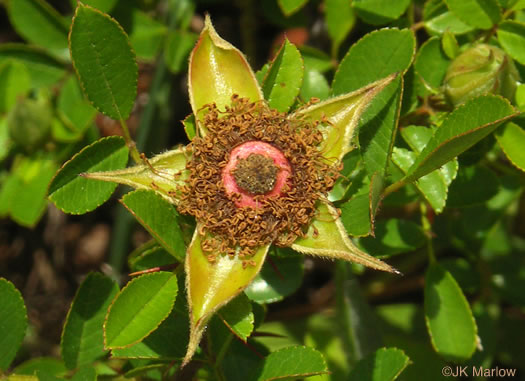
[1,0,525,380]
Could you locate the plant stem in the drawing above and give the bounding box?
[108,204,135,273]
[420,202,436,263]
[382,178,407,198]
[503,8,514,20]
[408,1,415,26]
[108,0,177,273]
[119,117,142,164]
[410,21,425,32]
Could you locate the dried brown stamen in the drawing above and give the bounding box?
[177,95,340,259]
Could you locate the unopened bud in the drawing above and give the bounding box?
[443,44,519,107]
[8,98,52,152]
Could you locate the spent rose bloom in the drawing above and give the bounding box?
[86,15,397,365]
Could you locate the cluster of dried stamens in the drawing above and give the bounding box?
[177,95,340,263]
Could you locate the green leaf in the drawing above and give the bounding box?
[48,136,129,214]
[220,334,269,381]
[104,272,178,349]
[0,157,57,227]
[303,314,350,380]
[400,66,418,116]
[123,363,170,379]
[441,31,459,59]
[357,219,426,258]
[440,258,480,294]
[490,251,525,306]
[445,0,501,29]
[83,147,190,205]
[207,311,240,363]
[392,147,449,213]
[164,30,197,74]
[262,39,304,112]
[300,46,333,73]
[121,190,186,262]
[496,122,525,171]
[250,346,328,381]
[424,262,478,362]
[401,124,458,184]
[6,375,37,381]
[0,278,27,371]
[447,165,500,206]
[184,227,269,365]
[0,174,19,217]
[414,37,450,90]
[369,173,385,232]
[69,0,118,13]
[333,29,415,95]
[347,347,410,381]
[510,0,525,10]
[292,202,397,272]
[71,367,96,381]
[52,117,81,143]
[359,76,403,178]
[61,273,119,369]
[424,8,474,35]
[497,20,525,65]
[294,74,397,164]
[0,118,10,161]
[256,63,270,86]
[13,358,66,377]
[128,242,177,272]
[0,44,66,88]
[129,10,167,61]
[244,248,304,304]
[377,305,446,381]
[329,150,363,202]
[454,175,522,255]
[353,0,411,25]
[404,95,516,183]
[57,76,96,137]
[399,125,431,153]
[70,3,138,120]
[0,61,31,113]
[325,0,355,55]
[182,114,197,140]
[300,69,330,101]
[340,193,372,236]
[277,0,309,16]
[111,289,189,360]
[516,83,525,110]
[217,294,254,341]
[7,0,69,52]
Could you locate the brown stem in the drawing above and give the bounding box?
[128,263,179,277]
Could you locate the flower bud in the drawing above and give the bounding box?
[443,44,519,107]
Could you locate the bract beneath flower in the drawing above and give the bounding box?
[189,15,263,135]
[183,226,270,365]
